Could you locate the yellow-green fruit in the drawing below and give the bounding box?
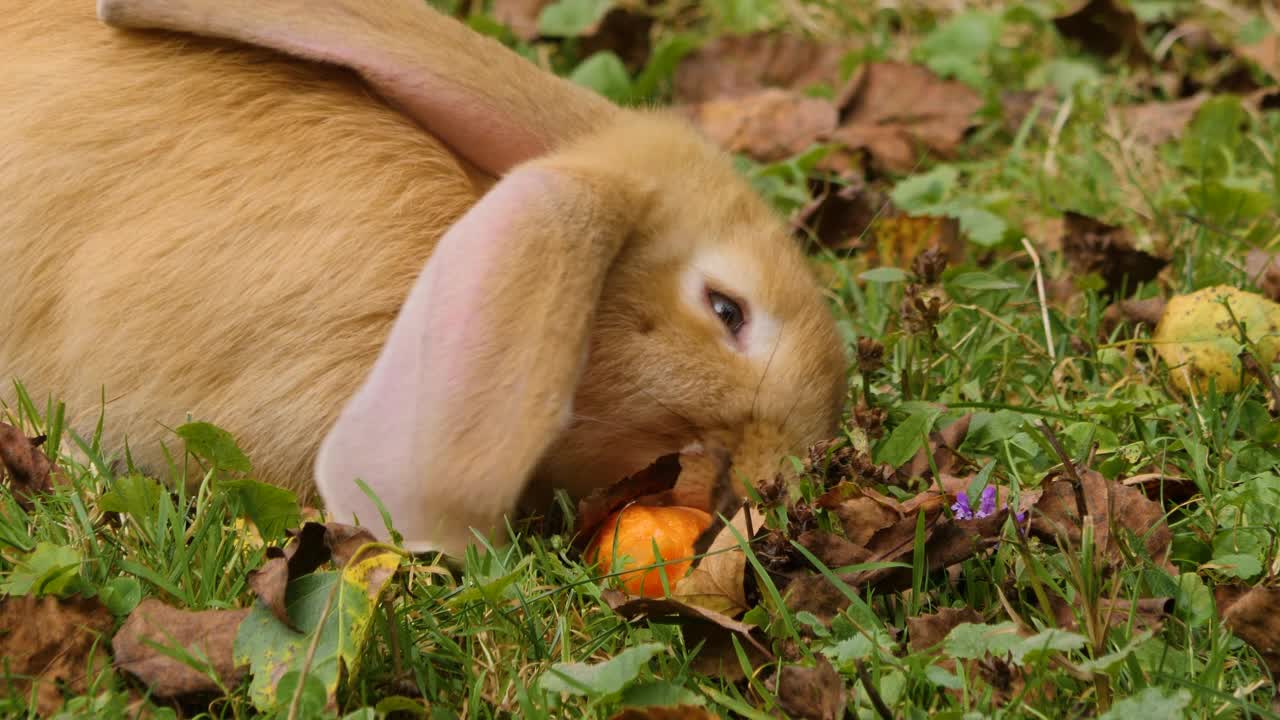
[1153,285,1280,395]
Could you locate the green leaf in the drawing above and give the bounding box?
[100,576,143,616]
[949,271,1020,291]
[925,664,964,690]
[1099,687,1191,719]
[98,474,164,519]
[1008,628,1087,665]
[221,479,301,541]
[632,35,699,102]
[176,422,251,474]
[569,52,633,103]
[537,0,613,37]
[915,12,999,89]
[234,550,402,710]
[875,406,945,467]
[891,166,959,211]
[948,206,1007,246]
[0,542,84,597]
[859,267,910,284]
[538,642,664,697]
[943,622,1022,660]
[1181,96,1247,178]
[1208,552,1263,580]
[619,680,704,708]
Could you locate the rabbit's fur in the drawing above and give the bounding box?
[1,0,848,555]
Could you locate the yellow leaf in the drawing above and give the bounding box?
[1153,285,1280,395]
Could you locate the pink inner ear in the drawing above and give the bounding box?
[314,169,559,551]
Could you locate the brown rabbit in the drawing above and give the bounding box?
[0,0,848,556]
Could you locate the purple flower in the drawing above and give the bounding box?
[951,491,974,520]
[978,486,997,518]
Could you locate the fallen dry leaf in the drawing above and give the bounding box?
[1237,33,1279,82]
[767,656,846,720]
[1219,585,1280,675]
[671,506,760,617]
[908,607,983,653]
[248,522,330,629]
[1061,211,1167,298]
[830,62,983,174]
[0,594,114,715]
[1027,468,1172,569]
[791,179,886,251]
[1245,248,1280,303]
[247,520,379,632]
[1116,94,1209,148]
[1102,296,1168,334]
[898,414,973,484]
[112,598,251,698]
[0,422,57,509]
[1052,0,1151,66]
[674,32,854,104]
[784,504,1007,622]
[577,451,737,550]
[493,0,653,68]
[686,88,838,162]
[609,707,719,720]
[1153,285,1280,395]
[602,589,772,681]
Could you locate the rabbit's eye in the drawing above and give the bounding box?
[708,291,745,335]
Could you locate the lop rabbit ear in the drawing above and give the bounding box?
[312,163,652,556]
[96,0,618,175]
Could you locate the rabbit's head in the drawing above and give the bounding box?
[98,0,849,556]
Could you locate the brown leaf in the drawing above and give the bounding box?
[1245,249,1280,303]
[1219,586,1280,675]
[577,454,685,542]
[248,522,330,629]
[831,62,982,174]
[324,522,379,568]
[1027,469,1172,568]
[577,451,739,551]
[1050,595,1171,633]
[1061,211,1167,298]
[686,89,838,163]
[908,607,982,653]
[1237,33,1279,82]
[1116,94,1209,148]
[674,33,855,104]
[112,598,250,698]
[602,589,773,681]
[1103,296,1168,332]
[609,707,719,720]
[899,414,972,483]
[671,506,759,617]
[795,529,873,570]
[768,656,847,720]
[792,178,886,252]
[248,521,379,629]
[0,594,114,715]
[1052,0,1151,66]
[0,422,57,509]
[492,0,653,68]
[785,509,1007,622]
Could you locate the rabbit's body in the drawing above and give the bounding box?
[3,0,849,555]
[1,0,478,492]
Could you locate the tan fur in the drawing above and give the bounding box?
[1,0,848,545]
[1,0,476,491]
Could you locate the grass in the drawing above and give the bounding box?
[4,0,1280,718]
